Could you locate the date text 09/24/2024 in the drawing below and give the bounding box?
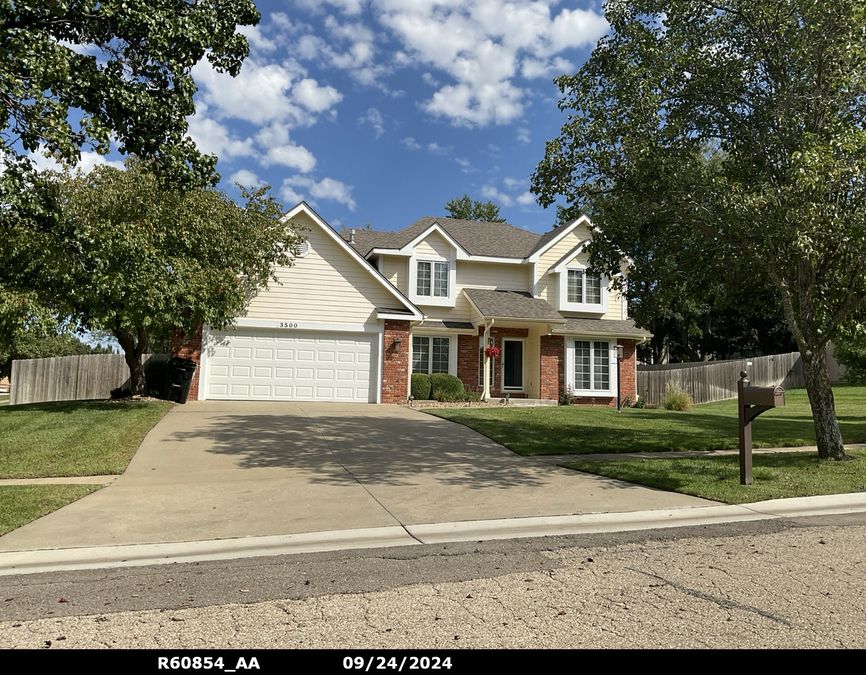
[156,656,454,672]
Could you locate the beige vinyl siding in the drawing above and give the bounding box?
[244,211,395,324]
[536,227,623,319]
[381,256,408,295]
[420,295,474,323]
[523,325,543,399]
[414,231,453,258]
[457,261,530,292]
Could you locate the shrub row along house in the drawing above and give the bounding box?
[171,202,650,404]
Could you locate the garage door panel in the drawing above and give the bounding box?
[206,328,377,402]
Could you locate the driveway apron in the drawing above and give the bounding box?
[0,402,711,551]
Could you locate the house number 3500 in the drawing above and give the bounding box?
[279,322,299,328]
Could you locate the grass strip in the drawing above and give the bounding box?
[0,399,174,478]
[562,449,866,504]
[427,385,866,455]
[0,484,103,536]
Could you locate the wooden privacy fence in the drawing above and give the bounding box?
[10,353,168,405]
[637,352,805,406]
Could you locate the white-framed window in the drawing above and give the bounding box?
[566,339,616,395]
[408,257,456,307]
[558,266,608,314]
[412,336,451,374]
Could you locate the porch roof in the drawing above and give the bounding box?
[552,317,652,339]
[463,289,565,323]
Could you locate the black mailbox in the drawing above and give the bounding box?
[742,386,785,408]
[738,372,785,485]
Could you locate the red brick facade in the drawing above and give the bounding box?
[170,325,203,402]
[540,335,565,401]
[381,320,411,403]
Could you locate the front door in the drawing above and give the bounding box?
[502,339,524,391]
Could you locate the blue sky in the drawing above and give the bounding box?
[41,1,609,236]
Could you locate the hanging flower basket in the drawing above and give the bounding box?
[484,346,500,359]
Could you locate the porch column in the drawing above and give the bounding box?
[482,322,492,401]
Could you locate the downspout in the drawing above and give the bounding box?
[482,319,494,401]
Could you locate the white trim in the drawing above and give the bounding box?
[377,313,418,321]
[565,337,618,397]
[556,266,609,315]
[199,324,211,401]
[409,334,457,377]
[233,317,379,333]
[397,222,468,257]
[408,256,457,307]
[500,337,525,392]
[282,202,423,321]
[526,215,594,263]
[377,326,384,404]
[455,254,525,264]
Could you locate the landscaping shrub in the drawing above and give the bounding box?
[411,373,432,400]
[662,382,693,411]
[430,373,466,402]
[632,395,646,409]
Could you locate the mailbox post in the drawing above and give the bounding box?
[737,371,785,485]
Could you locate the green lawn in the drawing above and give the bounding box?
[0,484,103,536]
[563,449,866,504]
[0,399,174,478]
[0,393,9,406]
[427,385,866,456]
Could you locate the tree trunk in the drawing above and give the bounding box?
[114,326,149,396]
[801,346,849,460]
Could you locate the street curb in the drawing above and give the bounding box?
[1,493,864,576]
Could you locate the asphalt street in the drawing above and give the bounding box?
[1,513,864,649]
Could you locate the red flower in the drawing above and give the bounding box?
[484,346,500,359]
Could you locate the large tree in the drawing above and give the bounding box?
[5,162,304,394]
[532,0,866,460]
[0,0,259,232]
[444,194,506,222]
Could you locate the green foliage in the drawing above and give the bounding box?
[0,0,259,197]
[429,373,466,402]
[532,0,866,459]
[444,195,506,222]
[662,382,693,412]
[4,161,304,394]
[834,316,866,384]
[0,288,110,379]
[411,373,432,400]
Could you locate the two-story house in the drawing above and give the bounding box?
[171,202,650,404]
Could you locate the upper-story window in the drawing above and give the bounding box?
[417,261,449,297]
[567,270,602,305]
[558,265,608,314]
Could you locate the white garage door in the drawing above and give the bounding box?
[204,328,378,402]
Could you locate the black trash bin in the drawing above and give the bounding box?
[166,357,198,404]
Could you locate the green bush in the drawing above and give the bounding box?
[834,340,866,384]
[662,382,693,412]
[632,395,647,409]
[411,373,432,400]
[430,373,466,402]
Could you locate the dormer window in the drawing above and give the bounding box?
[557,265,608,314]
[417,261,449,297]
[567,270,602,305]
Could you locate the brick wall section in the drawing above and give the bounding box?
[540,335,565,401]
[457,334,479,394]
[618,339,638,404]
[382,320,410,403]
[170,325,203,401]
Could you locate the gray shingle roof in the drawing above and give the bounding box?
[463,289,565,322]
[342,217,543,259]
[417,320,476,331]
[553,318,652,338]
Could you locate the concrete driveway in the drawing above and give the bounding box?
[0,402,711,551]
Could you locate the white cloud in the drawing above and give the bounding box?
[360,108,385,137]
[503,176,522,188]
[25,148,125,173]
[238,24,278,53]
[262,144,318,172]
[373,1,606,126]
[282,175,357,210]
[516,191,535,206]
[481,183,514,207]
[293,78,343,112]
[187,107,257,159]
[229,169,264,188]
[401,136,421,150]
[427,142,451,155]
